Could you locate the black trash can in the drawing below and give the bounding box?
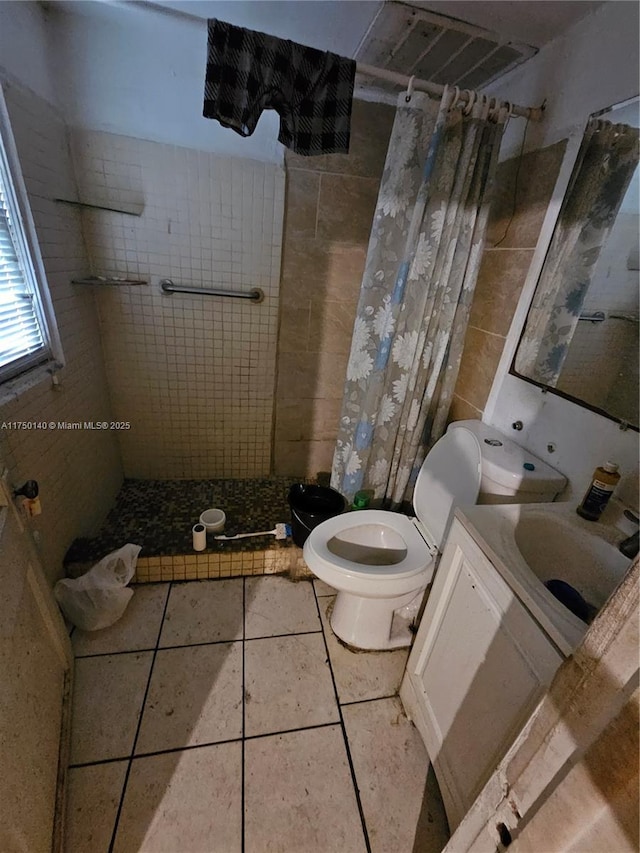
[288,484,346,547]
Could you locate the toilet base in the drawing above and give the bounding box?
[330,587,426,651]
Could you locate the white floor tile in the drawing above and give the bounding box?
[159,579,243,647]
[73,584,170,657]
[70,653,152,765]
[343,697,449,853]
[113,742,242,853]
[136,642,242,754]
[410,767,451,853]
[245,726,367,853]
[244,633,339,736]
[65,761,127,853]
[64,577,447,852]
[313,578,337,597]
[245,576,320,638]
[319,597,409,704]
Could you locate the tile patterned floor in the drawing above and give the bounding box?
[65,576,450,853]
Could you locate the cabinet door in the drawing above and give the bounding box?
[400,519,563,831]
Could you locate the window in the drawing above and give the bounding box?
[0,87,61,389]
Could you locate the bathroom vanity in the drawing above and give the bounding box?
[399,503,631,831]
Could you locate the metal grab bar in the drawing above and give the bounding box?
[609,312,639,324]
[578,310,639,324]
[160,278,264,302]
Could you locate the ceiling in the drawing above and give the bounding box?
[408,2,602,49]
[52,0,603,86]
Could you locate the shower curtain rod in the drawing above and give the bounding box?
[121,0,543,121]
[355,62,542,120]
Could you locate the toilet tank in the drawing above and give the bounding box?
[447,420,567,504]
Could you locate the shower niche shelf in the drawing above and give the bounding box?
[72,276,148,286]
[54,197,144,217]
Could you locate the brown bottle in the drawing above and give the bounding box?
[576,462,621,521]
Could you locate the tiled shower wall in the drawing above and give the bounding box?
[274,100,395,477]
[274,115,567,474]
[559,212,639,422]
[0,82,122,584]
[449,141,568,422]
[71,131,285,478]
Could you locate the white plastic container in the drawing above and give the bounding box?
[199,508,226,533]
[192,523,207,551]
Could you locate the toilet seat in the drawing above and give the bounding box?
[304,428,483,601]
[304,509,435,597]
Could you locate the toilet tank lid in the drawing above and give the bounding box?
[447,420,567,494]
[413,428,482,549]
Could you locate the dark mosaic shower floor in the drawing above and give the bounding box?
[65,476,320,566]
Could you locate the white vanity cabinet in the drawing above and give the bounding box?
[400,514,564,831]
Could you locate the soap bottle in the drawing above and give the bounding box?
[576,462,621,521]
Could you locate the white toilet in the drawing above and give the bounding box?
[303,419,566,651]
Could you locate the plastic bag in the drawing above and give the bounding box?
[54,544,142,631]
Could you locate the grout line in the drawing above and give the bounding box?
[287,165,381,181]
[483,246,536,251]
[72,628,322,660]
[451,390,483,414]
[132,736,243,761]
[245,629,321,642]
[241,577,246,853]
[107,582,172,853]
[340,694,400,708]
[167,571,277,582]
[311,590,372,853]
[74,647,158,659]
[70,720,348,769]
[467,323,508,340]
[69,754,134,770]
[244,720,339,742]
[484,246,536,252]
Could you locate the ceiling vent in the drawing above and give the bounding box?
[355,2,537,92]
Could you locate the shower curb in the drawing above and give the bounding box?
[132,547,312,583]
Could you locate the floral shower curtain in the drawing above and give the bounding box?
[331,88,508,508]
[515,118,640,385]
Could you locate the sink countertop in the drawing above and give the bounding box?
[453,503,630,657]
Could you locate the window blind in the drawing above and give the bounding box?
[0,149,50,383]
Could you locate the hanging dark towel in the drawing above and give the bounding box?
[203,19,356,157]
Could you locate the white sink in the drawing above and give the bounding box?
[455,503,633,655]
[513,510,631,610]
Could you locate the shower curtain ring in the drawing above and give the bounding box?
[405,75,415,102]
[449,85,461,110]
[462,89,476,116]
[497,100,512,123]
[487,96,499,121]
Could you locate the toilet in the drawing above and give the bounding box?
[303,419,567,651]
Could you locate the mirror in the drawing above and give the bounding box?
[512,97,639,429]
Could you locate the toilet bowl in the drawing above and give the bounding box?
[304,426,483,650]
[308,509,436,649]
[304,420,567,651]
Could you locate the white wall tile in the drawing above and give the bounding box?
[71,130,285,478]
